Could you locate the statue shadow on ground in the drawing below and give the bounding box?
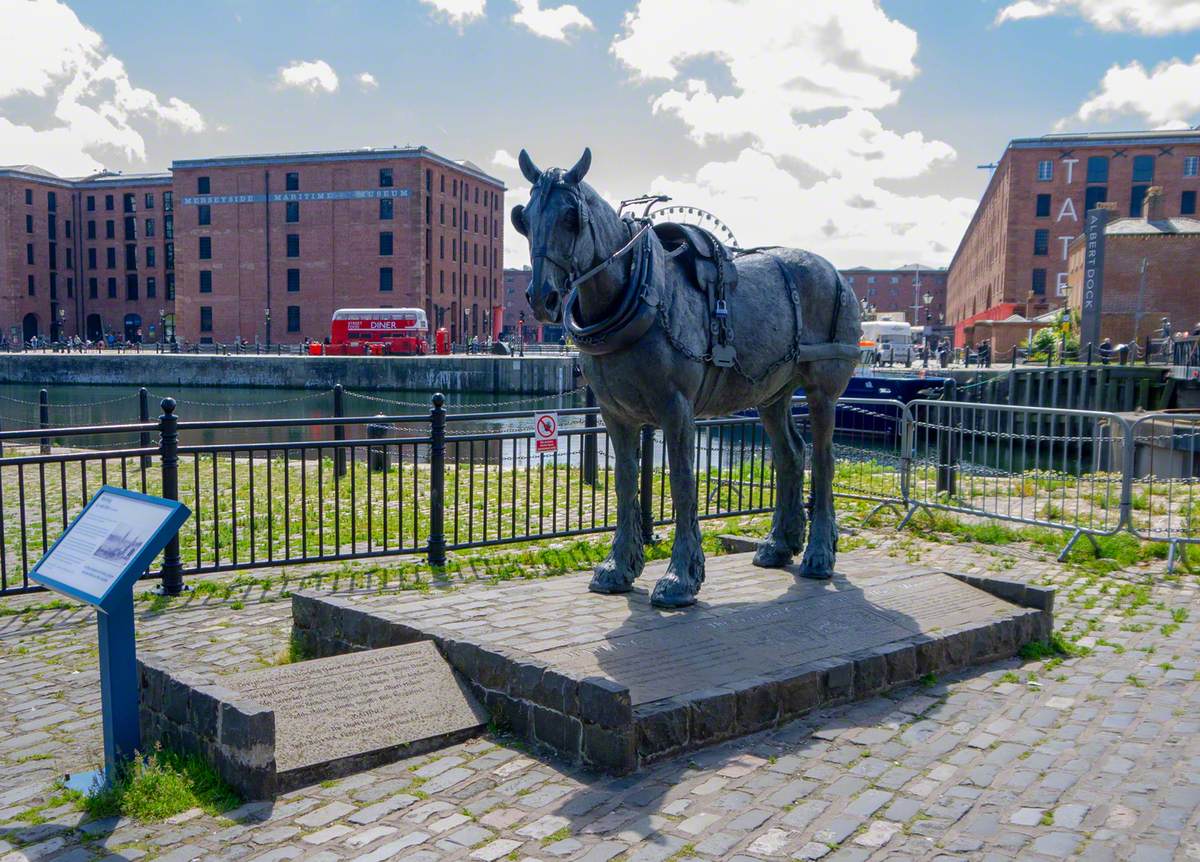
[526,560,978,844]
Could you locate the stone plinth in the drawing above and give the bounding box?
[138,641,486,798]
[292,550,1053,773]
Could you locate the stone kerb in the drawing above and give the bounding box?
[137,657,277,799]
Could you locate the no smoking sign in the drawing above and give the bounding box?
[533,411,559,453]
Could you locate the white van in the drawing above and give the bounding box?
[860,320,915,367]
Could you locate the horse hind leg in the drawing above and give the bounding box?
[752,393,806,569]
[590,414,644,594]
[799,384,838,579]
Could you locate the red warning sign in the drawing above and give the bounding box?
[534,411,559,453]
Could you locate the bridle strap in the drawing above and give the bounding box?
[568,221,651,291]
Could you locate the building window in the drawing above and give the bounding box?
[146,246,156,268]
[123,216,136,240]
[1035,194,1051,218]
[1182,190,1197,215]
[25,188,33,205]
[200,306,213,332]
[107,277,117,298]
[199,237,212,259]
[47,191,56,211]
[147,277,156,298]
[106,247,116,268]
[1033,229,1049,255]
[198,205,211,226]
[26,243,33,265]
[124,244,136,270]
[64,219,71,238]
[380,198,394,220]
[1130,185,1149,217]
[1085,186,1107,212]
[439,236,444,259]
[1037,160,1053,181]
[163,191,173,212]
[867,276,875,284]
[166,243,174,269]
[105,194,114,211]
[1086,156,1108,183]
[425,170,431,192]
[380,168,393,187]
[286,234,299,257]
[200,270,212,295]
[286,201,299,223]
[166,273,175,300]
[164,216,174,240]
[287,306,301,332]
[1031,269,1046,295]
[285,172,299,191]
[287,268,300,292]
[145,218,155,237]
[88,248,96,269]
[25,214,32,233]
[1132,155,1155,183]
[126,274,138,300]
[197,176,210,194]
[123,193,134,213]
[105,220,115,239]
[145,192,155,209]
[1185,156,1200,177]
[86,195,95,211]
[87,220,96,239]
[379,231,393,256]
[89,278,98,299]
[27,275,35,296]
[379,267,393,292]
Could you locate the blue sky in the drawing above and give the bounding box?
[4,0,1200,268]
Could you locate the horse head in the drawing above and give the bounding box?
[511,148,594,324]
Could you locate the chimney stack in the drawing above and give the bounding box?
[1144,185,1164,222]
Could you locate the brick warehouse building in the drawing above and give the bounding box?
[840,264,948,334]
[946,130,1200,347]
[0,146,504,347]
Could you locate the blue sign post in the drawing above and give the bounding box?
[29,486,189,791]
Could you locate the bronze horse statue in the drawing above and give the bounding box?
[512,148,861,608]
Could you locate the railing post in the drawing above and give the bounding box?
[427,393,446,567]
[937,379,957,496]
[640,425,655,544]
[1086,342,1093,365]
[1144,335,1152,366]
[157,397,185,595]
[1010,344,1017,368]
[583,386,598,486]
[367,413,389,472]
[333,383,346,477]
[39,388,49,454]
[138,387,151,469]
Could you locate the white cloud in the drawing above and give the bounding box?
[504,184,532,268]
[492,148,519,169]
[277,59,339,94]
[511,0,593,41]
[0,0,204,176]
[1060,54,1200,129]
[647,149,975,268]
[420,0,486,26]
[356,71,379,90]
[995,0,1200,34]
[609,0,967,265]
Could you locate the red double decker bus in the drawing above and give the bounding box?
[326,308,429,355]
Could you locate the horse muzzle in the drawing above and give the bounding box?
[528,282,564,324]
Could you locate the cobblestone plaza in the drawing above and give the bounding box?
[1,527,1195,862]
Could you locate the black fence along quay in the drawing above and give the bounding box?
[2,393,1199,598]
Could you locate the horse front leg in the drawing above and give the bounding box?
[799,388,838,579]
[590,414,644,594]
[650,394,704,608]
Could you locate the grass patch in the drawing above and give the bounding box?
[1018,632,1086,661]
[83,746,239,822]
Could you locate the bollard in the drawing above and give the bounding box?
[583,387,598,486]
[1011,344,1017,368]
[39,389,49,454]
[1118,344,1129,365]
[427,393,447,567]
[1086,343,1093,365]
[157,398,185,595]
[367,413,389,472]
[138,388,151,469]
[333,384,347,477]
[936,379,958,496]
[639,425,655,545]
[1145,335,1152,366]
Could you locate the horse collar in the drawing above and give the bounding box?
[564,224,659,356]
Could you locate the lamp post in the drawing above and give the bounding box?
[56,305,65,347]
[922,291,934,367]
[264,306,272,350]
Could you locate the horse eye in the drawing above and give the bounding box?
[562,208,579,231]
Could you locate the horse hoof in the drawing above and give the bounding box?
[798,553,835,580]
[589,561,636,594]
[752,540,793,569]
[650,575,697,608]
[798,568,833,581]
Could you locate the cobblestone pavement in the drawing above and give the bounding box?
[1,528,1198,862]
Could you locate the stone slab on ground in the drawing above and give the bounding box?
[139,641,487,798]
[293,549,1053,773]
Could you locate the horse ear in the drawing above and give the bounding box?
[565,147,592,184]
[518,149,541,185]
[510,204,528,237]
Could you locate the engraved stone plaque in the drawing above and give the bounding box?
[226,641,486,777]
